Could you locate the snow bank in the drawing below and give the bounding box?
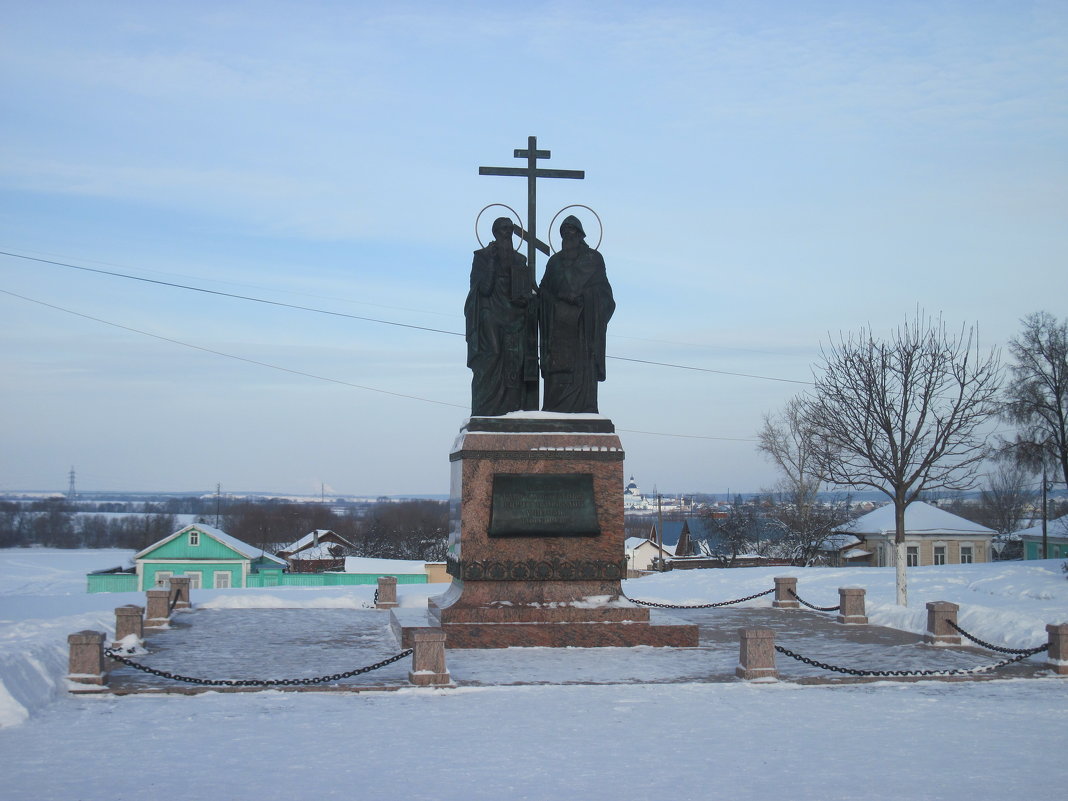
[2,548,1066,730]
[0,611,113,726]
[623,560,1068,648]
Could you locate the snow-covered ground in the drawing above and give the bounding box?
[1,548,1066,800]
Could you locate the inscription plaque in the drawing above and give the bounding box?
[488,473,600,537]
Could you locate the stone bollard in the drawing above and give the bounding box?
[773,576,799,609]
[1046,623,1068,676]
[736,628,778,681]
[376,575,399,609]
[168,576,191,610]
[837,588,868,625]
[68,630,107,688]
[924,601,961,645]
[145,589,171,629]
[113,605,144,645]
[408,628,451,686]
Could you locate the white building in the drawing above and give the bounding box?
[835,501,995,567]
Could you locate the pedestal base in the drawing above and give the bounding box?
[428,620,698,649]
[395,603,699,649]
[436,415,699,649]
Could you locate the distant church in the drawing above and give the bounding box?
[623,475,652,511]
[623,475,694,515]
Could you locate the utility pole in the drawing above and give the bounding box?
[657,493,666,572]
[215,483,221,528]
[1041,466,1049,559]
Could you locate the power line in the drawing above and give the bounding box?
[0,287,756,442]
[607,355,811,385]
[1,248,811,385]
[0,288,466,410]
[617,428,757,442]
[0,250,463,338]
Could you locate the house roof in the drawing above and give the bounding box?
[649,518,720,548]
[1013,514,1068,540]
[281,530,355,559]
[625,537,675,556]
[822,533,861,551]
[136,524,287,565]
[838,501,995,536]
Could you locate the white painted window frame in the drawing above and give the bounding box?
[933,543,947,566]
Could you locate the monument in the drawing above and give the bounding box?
[408,137,697,648]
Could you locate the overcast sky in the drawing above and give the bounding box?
[1,1,1065,498]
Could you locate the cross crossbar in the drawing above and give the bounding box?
[479,167,584,180]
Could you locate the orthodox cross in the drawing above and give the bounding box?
[478,136,584,411]
[479,135,585,275]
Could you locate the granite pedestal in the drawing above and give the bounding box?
[408,415,697,649]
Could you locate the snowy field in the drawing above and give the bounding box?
[1,549,1067,800]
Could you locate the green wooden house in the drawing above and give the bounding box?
[132,523,287,591]
[1016,514,1068,560]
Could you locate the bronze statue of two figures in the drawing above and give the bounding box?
[465,215,614,416]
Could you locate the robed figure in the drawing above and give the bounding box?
[465,217,539,416]
[539,215,615,413]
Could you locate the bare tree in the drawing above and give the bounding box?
[975,463,1038,540]
[799,312,1001,604]
[762,499,853,566]
[758,397,851,564]
[1000,311,1068,489]
[695,504,760,567]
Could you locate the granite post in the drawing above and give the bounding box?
[736,628,778,681]
[408,629,451,686]
[168,576,191,609]
[68,630,107,688]
[1046,623,1068,675]
[836,587,868,625]
[773,576,799,609]
[113,605,144,645]
[924,601,961,645]
[376,576,399,609]
[145,589,170,629]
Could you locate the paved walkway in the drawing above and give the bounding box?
[105,604,1046,693]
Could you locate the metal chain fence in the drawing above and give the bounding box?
[946,620,1045,655]
[104,647,413,687]
[774,641,1048,678]
[788,589,841,612]
[623,588,774,609]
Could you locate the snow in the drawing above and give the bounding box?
[0,548,1066,800]
[1014,513,1068,539]
[342,556,428,574]
[840,500,996,534]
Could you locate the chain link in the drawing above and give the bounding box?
[774,643,1047,678]
[945,620,1046,655]
[104,648,413,687]
[788,589,841,612]
[623,588,774,609]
